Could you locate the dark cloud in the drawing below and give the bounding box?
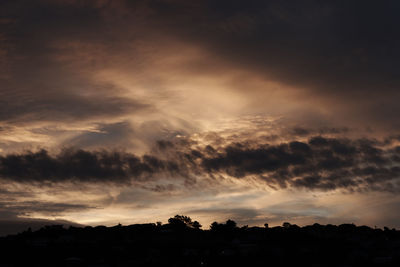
[0,199,85,236]
[291,127,350,137]
[135,0,400,129]
[1,135,400,193]
[0,88,147,124]
[0,0,148,125]
[200,136,400,192]
[0,149,187,184]
[146,0,400,92]
[2,0,400,128]
[0,201,93,216]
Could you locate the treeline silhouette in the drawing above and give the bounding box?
[1,215,400,266]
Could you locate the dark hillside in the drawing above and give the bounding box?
[0,216,399,266]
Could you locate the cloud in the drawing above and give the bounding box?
[0,135,400,193]
[145,0,400,93]
[2,0,400,232]
[0,88,148,124]
[202,136,400,192]
[0,148,188,184]
[2,0,400,132]
[63,121,136,149]
[0,0,150,126]
[0,198,86,236]
[0,201,93,216]
[120,0,400,130]
[3,0,400,161]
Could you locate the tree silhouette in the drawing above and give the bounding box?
[1,216,399,266]
[210,219,238,232]
[210,221,220,231]
[168,215,201,229]
[226,219,237,229]
[192,220,202,230]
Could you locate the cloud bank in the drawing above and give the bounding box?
[1,135,400,193]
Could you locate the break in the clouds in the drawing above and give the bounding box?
[1,0,400,232]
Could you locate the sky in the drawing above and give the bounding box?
[1,0,400,235]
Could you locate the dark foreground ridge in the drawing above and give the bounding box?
[1,216,400,267]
